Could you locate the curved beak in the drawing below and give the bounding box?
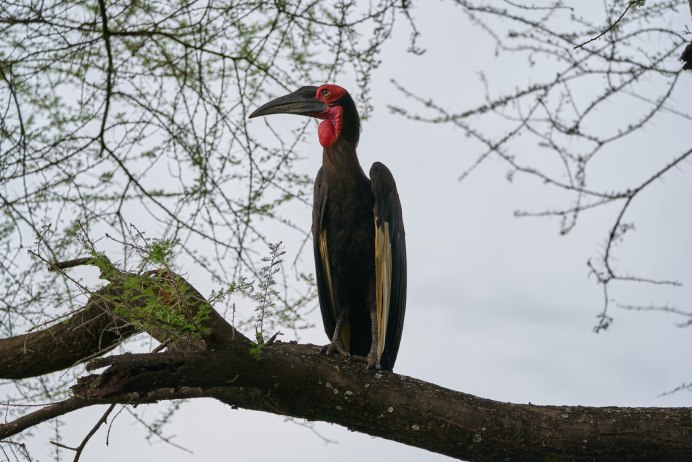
[249,86,327,119]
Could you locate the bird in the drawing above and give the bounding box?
[249,84,406,371]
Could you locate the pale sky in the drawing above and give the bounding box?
[24,2,692,461]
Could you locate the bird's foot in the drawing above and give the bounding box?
[320,340,349,358]
[366,352,380,370]
[348,354,380,370]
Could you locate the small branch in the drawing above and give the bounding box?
[1,397,92,439]
[659,381,692,397]
[0,440,31,461]
[49,441,78,451]
[503,0,573,11]
[71,404,116,462]
[97,0,114,157]
[0,388,206,440]
[620,303,692,328]
[573,4,631,50]
[47,257,96,271]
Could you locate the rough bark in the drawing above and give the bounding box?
[2,343,692,461]
[0,287,137,379]
[0,269,247,380]
[1,270,691,461]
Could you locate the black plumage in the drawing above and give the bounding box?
[250,85,406,370]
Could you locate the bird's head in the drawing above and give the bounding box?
[249,84,360,148]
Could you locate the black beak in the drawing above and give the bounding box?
[249,86,327,119]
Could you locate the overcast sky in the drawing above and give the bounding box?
[25,2,692,461]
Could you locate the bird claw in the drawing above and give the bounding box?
[320,340,349,358]
[366,353,380,370]
[348,354,381,370]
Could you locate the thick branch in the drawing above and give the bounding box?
[0,268,248,379]
[1,270,688,460]
[0,287,137,379]
[3,344,690,461]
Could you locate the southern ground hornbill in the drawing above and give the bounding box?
[250,84,406,371]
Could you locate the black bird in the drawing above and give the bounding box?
[250,84,406,371]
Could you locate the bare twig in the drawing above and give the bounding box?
[658,381,692,397]
[47,257,96,271]
[69,404,117,462]
[574,4,631,50]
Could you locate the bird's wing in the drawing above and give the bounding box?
[370,162,407,371]
[312,167,337,340]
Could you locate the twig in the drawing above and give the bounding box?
[152,339,171,353]
[70,404,116,462]
[107,405,129,445]
[574,4,631,50]
[1,397,91,439]
[0,388,206,440]
[50,441,77,451]
[503,0,573,11]
[47,257,96,271]
[658,381,692,397]
[0,440,31,461]
[96,0,114,158]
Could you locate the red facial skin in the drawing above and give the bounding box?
[314,84,346,147]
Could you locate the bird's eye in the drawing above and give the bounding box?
[320,88,331,98]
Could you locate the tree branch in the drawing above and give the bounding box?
[1,265,689,461]
[2,344,691,461]
[573,4,631,50]
[0,265,248,379]
[0,289,137,379]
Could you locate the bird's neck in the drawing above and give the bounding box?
[322,140,366,179]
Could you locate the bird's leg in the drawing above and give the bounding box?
[365,312,380,370]
[349,292,381,368]
[320,310,350,357]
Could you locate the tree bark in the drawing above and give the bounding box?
[1,270,691,461]
[0,286,137,379]
[0,269,247,379]
[2,343,691,461]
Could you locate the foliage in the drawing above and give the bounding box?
[30,225,213,338]
[0,0,414,337]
